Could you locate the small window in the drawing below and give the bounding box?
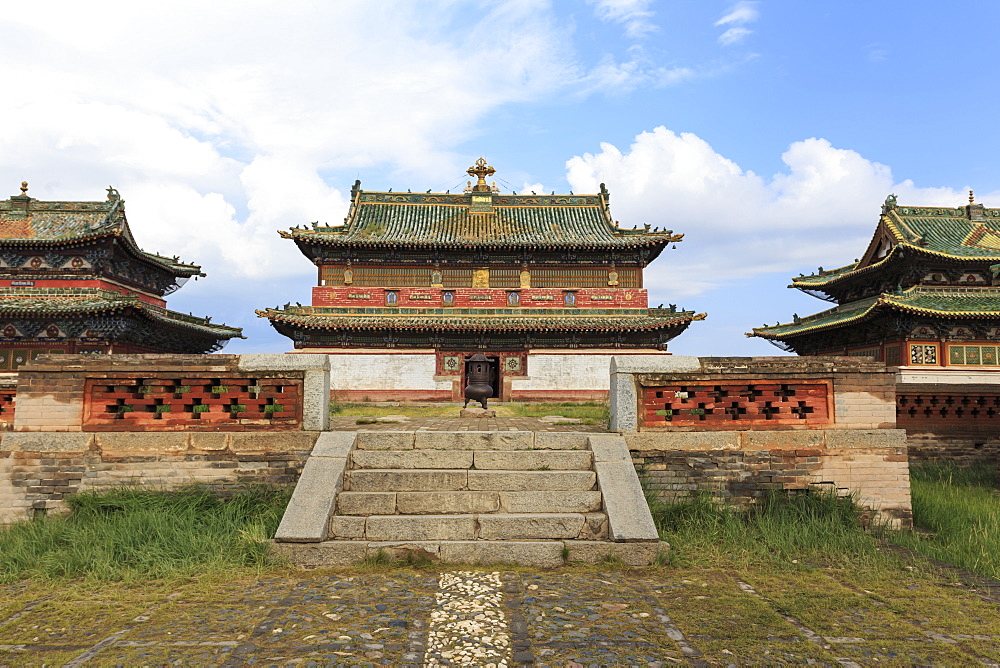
[909,343,938,365]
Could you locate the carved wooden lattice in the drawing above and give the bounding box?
[897,393,1000,424]
[83,377,302,431]
[643,383,830,428]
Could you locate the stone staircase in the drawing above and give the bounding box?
[273,431,668,567]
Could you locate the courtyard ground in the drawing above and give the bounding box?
[2,557,1000,665]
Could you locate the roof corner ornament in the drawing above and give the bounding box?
[466,157,497,193]
[882,193,897,212]
[106,186,121,201]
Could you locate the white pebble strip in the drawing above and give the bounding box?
[423,571,510,667]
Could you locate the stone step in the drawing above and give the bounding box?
[350,449,592,471]
[346,469,596,492]
[353,431,589,451]
[273,540,670,569]
[336,490,603,515]
[328,512,609,541]
[468,470,596,491]
[346,469,468,492]
[351,450,473,470]
[472,450,593,471]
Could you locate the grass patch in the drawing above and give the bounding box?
[650,489,897,571]
[329,400,609,422]
[890,461,1000,579]
[332,402,458,417]
[503,401,608,421]
[0,486,291,583]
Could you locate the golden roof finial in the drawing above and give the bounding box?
[19,181,27,196]
[969,189,975,204]
[466,158,496,193]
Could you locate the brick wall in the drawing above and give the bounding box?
[0,388,15,429]
[610,356,910,527]
[905,435,1000,464]
[11,353,329,432]
[0,353,330,522]
[896,368,1000,463]
[0,431,317,520]
[610,356,895,432]
[626,429,912,528]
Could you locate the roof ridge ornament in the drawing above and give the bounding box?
[970,189,975,204]
[106,186,121,201]
[466,157,497,193]
[19,181,27,196]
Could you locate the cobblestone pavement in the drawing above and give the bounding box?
[3,566,1000,666]
[329,416,608,432]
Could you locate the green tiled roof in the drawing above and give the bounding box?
[257,306,703,332]
[280,186,681,249]
[792,199,1000,289]
[0,189,203,277]
[792,262,860,287]
[750,287,1000,340]
[0,287,243,339]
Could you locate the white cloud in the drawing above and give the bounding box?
[715,1,759,45]
[577,54,697,93]
[715,1,760,26]
[588,0,658,39]
[565,127,998,302]
[718,27,752,46]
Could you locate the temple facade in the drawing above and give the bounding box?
[259,160,704,401]
[0,183,243,368]
[750,192,1000,461]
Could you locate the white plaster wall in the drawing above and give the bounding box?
[512,352,670,391]
[897,367,1000,385]
[327,353,450,391]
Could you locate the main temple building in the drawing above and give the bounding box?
[0,183,243,367]
[750,192,1000,460]
[259,160,704,401]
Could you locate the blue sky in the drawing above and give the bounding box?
[1,1,997,356]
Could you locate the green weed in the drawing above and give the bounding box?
[0,486,291,583]
[891,462,1000,579]
[649,489,895,571]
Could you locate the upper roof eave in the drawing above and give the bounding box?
[255,307,704,332]
[0,191,205,277]
[750,286,1000,340]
